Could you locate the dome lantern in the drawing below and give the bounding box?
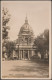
[25,15,28,24]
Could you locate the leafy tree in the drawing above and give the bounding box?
[2,7,11,58]
[2,7,10,39]
[5,41,15,58]
[44,29,49,51]
[33,29,49,59]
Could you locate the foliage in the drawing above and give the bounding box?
[44,29,49,51]
[5,41,15,58]
[2,7,10,39]
[2,7,10,26]
[33,29,49,59]
[2,7,11,58]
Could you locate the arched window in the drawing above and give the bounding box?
[25,38,28,45]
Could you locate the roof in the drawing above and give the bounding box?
[18,16,34,36]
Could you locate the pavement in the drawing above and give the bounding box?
[2,60,49,79]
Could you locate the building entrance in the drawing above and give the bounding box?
[24,50,28,59]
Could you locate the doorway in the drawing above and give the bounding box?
[24,50,28,59]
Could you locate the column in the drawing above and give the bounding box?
[23,50,24,60]
[19,50,20,60]
[32,50,33,56]
[32,50,35,56]
[31,51,33,56]
[21,50,22,60]
[34,50,35,55]
[28,50,30,60]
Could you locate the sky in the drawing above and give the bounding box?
[1,1,51,41]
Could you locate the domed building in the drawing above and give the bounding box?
[14,16,36,60]
[18,16,34,45]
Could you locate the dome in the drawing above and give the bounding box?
[19,16,34,36]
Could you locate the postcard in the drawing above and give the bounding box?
[1,1,51,79]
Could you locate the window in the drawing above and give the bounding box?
[25,38,28,44]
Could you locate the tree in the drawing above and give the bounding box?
[2,7,11,58]
[2,7,10,39]
[5,41,15,58]
[33,29,49,59]
[44,29,49,51]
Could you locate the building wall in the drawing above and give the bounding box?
[15,17,35,60]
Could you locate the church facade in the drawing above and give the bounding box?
[13,16,36,60]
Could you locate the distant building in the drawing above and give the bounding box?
[13,16,36,60]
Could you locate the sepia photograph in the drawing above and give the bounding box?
[1,1,51,79]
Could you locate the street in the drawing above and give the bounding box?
[2,60,49,78]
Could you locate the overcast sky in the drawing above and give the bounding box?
[1,1,51,41]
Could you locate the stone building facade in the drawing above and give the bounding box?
[14,16,36,60]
